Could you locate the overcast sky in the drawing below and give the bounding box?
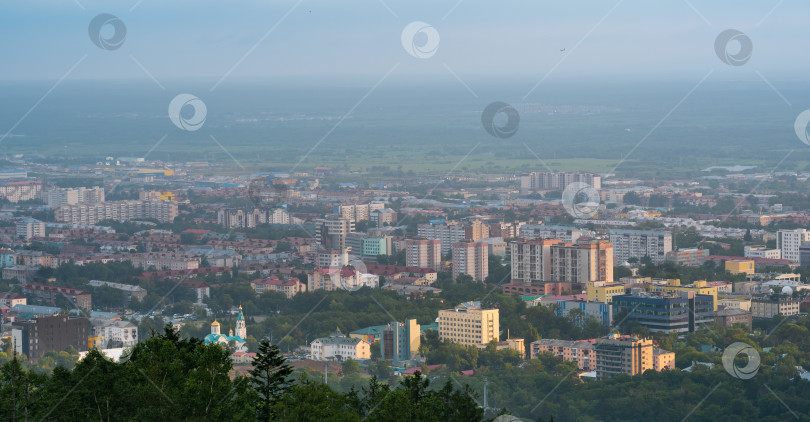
[1,0,808,85]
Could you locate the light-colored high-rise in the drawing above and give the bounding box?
[417,221,466,255]
[46,186,105,207]
[510,239,613,284]
[438,304,499,346]
[316,216,355,251]
[777,229,810,263]
[608,229,672,265]
[405,239,442,271]
[452,241,488,281]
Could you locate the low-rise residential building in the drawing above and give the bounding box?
[726,260,755,275]
[751,294,800,318]
[250,276,306,298]
[653,348,676,371]
[714,308,753,329]
[744,246,781,260]
[0,292,26,308]
[22,284,92,310]
[87,280,147,302]
[91,320,139,347]
[665,248,709,266]
[586,281,627,303]
[310,328,371,361]
[530,339,596,371]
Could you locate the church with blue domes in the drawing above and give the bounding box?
[204,305,247,352]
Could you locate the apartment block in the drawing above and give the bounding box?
[218,208,267,229]
[594,334,653,380]
[530,339,596,370]
[452,241,489,281]
[16,218,45,240]
[665,248,709,266]
[11,315,89,361]
[417,221,466,255]
[751,294,800,318]
[405,239,442,271]
[250,276,306,298]
[519,224,584,243]
[0,181,41,203]
[744,246,781,260]
[55,200,178,224]
[310,328,371,361]
[316,216,355,250]
[22,284,92,310]
[381,319,421,365]
[777,229,810,263]
[438,303,499,346]
[510,239,612,285]
[520,172,601,194]
[608,229,672,265]
[464,219,490,242]
[46,186,105,207]
[334,202,385,222]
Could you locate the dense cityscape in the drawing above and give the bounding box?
[3,1,810,421]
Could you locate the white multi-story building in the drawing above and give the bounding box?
[452,241,488,281]
[744,246,781,260]
[310,328,371,361]
[0,181,41,203]
[608,229,672,265]
[93,320,139,347]
[16,218,45,240]
[46,186,105,207]
[334,202,385,223]
[55,200,178,224]
[777,229,810,263]
[520,172,601,194]
[417,221,466,255]
[519,225,585,243]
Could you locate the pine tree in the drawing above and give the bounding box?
[249,340,293,421]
